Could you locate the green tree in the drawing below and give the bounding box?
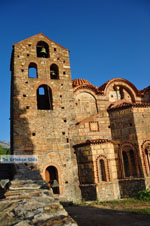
[0,144,10,155]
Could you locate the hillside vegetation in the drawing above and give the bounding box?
[0,144,10,155]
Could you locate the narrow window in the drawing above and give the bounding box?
[99,159,106,181]
[50,64,59,79]
[36,41,49,58]
[37,85,53,110]
[28,63,37,78]
[145,148,150,173]
[122,151,129,177]
[129,150,137,177]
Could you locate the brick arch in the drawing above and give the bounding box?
[104,79,137,103]
[33,81,54,92]
[95,155,110,183]
[119,142,140,178]
[74,90,98,121]
[74,86,98,98]
[141,140,150,176]
[23,59,40,79]
[42,162,63,195]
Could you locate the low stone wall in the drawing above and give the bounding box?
[145,177,150,190]
[79,181,120,201]
[79,184,97,201]
[0,164,77,226]
[97,181,120,201]
[119,178,146,198]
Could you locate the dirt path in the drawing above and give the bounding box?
[64,205,150,226]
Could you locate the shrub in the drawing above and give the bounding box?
[137,190,150,201]
[0,144,10,155]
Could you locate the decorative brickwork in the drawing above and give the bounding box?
[10,33,150,201]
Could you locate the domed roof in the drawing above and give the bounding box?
[72,79,92,87]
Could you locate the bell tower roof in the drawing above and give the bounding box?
[13,32,69,51]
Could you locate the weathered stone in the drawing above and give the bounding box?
[10,33,150,203]
[0,179,9,189]
[0,164,77,226]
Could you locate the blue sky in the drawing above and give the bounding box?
[0,0,150,141]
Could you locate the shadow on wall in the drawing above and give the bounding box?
[0,55,50,198]
[108,107,145,197]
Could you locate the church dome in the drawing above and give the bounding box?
[72,79,92,87]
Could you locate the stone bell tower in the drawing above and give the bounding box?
[10,33,81,201]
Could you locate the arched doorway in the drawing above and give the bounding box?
[45,166,59,194]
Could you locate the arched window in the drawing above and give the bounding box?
[28,62,37,78]
[129,150,137,177]
[121,147,138,178]
[99,159,107,181]
[36,41,49,58]
[145,145,150,175]
[122,151,129,177]
[37,85,52,110]
[45,166,59,194]
[50,64,59,79]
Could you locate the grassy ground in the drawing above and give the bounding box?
[64,199,150,226]
[75,198,150,215]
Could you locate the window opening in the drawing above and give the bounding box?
[129,150,137,177]
[145,148,150,173]
[39,87,45,95]
[122,151,129,177]
[99,159,106,181]
[50,64,59,79]
[36,41,49,58]
[28,63,37,78]
[37,85,53,110]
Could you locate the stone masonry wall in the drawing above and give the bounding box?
[75,142,120,201]
[10,33,81,201]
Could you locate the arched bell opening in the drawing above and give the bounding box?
[50,64,59,79]
[36,41,49,58]
[45,166,60,194]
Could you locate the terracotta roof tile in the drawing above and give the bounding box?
[108,102,150,111]
[72,79,92,87]
[73,139,112,148]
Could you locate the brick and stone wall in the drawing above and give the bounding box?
[10,33,81,201]
[10,33,150,202]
